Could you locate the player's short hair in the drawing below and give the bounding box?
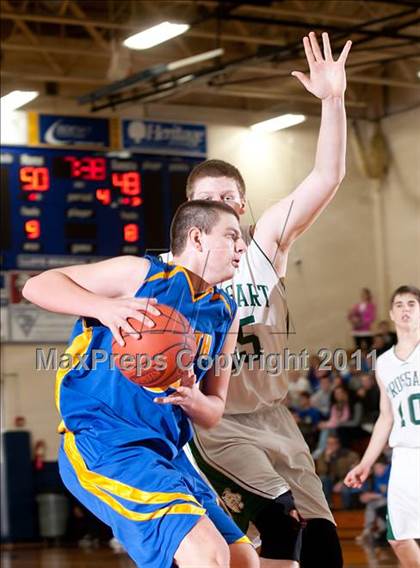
[390,285,420,307]
[170,199,239,255]
[186,159,246,199]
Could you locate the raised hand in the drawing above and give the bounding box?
[292,32,352,100]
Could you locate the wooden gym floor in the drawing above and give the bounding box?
[1,511,399,567]
[0,542,399,568]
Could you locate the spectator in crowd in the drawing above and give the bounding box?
[356,457,391,544]
[315,434,359,508]
[313,386,352,458]
[296,392,323,450]
[307,354,330,391]
[348,288,376,348]
[357,372,380,429]
[336,391,366,449]
[372,333,388,357]
[288,368,311,407]
[377,320,397,349]
[311,375,332,418]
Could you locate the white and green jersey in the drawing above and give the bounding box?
[218,228,290,414]
[376,343,420,448]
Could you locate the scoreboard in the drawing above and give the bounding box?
[1,146,200,269]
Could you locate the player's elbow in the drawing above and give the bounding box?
[200,413,222,430]
[22,275,40,303]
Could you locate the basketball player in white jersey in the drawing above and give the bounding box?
[178,32,351,568]
[345,286,420,568]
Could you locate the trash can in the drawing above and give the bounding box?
[36,493,69,538]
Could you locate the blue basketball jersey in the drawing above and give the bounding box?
[56,255,237,456]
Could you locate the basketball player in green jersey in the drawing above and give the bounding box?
[186,32,351,568]
[345,286,420,568]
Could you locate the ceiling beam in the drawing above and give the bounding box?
[67,0,109,51]
[222,13,420,43]
[0,11,287,48]
[191,86,367,108]
[2,1,64,74]
[1,71,107,85]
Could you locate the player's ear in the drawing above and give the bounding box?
[188,227,203,251]
[389,309,395,323]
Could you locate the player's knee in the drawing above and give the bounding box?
[254,492,303,561]
[175,517,230,567]
[300,518,343,568]
[229,542,260,568]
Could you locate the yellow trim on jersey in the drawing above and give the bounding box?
[145,265,214,303]
[210,293,232,316]
[55,325,93,419]
[64,432,206,520]
[234,535,252,545]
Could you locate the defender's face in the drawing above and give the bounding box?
[201,212,246,284]
[390,293,420,330]
[191,177,246,216]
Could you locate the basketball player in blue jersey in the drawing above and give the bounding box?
[22,201,260,568]
[166,32,351,568]
[345,286,420,568]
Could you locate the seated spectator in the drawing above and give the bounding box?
[372,333,388,357]
[288,369,311,407]
[377,320,397,349]
[336,391,366,449]
[307,355,330,391]
[357,372,380,429]
[296,392,322,450]
[311,375,332,418]
[313,386,352,458]
[356,457,391,544]
[315,434,359,508]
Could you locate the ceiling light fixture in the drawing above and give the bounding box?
[123,21,190,50]
[250,113,306,133]
[1,90,39,112]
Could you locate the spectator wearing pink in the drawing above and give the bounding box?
[348,288,376,348]
[313,386,351,459]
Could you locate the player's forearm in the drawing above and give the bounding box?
[186,392,225,429]
[22,271,104,318]
[360,413,393,469]
[313,95,347,185]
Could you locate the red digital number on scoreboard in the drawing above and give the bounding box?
[124,224,139,243]
[64,156,106,180]
[25,219,41,240]
[112,172,141,196]
[20,167,50,191]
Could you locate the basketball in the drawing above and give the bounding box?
[112,303,197,389]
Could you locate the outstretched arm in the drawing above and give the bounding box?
[22,256,159,345]
[254,32,352,275]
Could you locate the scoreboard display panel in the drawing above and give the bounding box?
[1,146,200,269]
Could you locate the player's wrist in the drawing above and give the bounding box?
[321,94,345,104]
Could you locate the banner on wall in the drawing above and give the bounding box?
[122,119,207,157]
[8,271,75,343]
[32,114,111,147]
